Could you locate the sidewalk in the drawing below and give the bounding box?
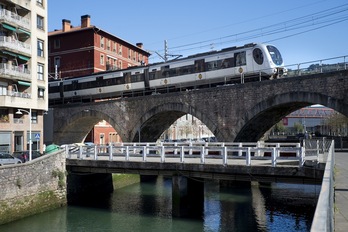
[334,152,348,231]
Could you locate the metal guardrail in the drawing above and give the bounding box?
[65,142,312,167]
[285,55,347,77]
[310,140,334,232]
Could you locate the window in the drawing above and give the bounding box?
[100,36,104,48]
[54,57,60,68]
[37,15,44,30]
[54,39,60,49]
[128,49,131,59]
[37,63,44,80]
[37,39,44,57]
[119,45,122,55]
[31,111,38,124]
[38,88,45,99]
[37,0,43,6]
[107,40,110,50]
[100,54,104,65]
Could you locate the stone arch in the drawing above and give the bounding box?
[54,109,123,145]
[234,91,348,142]
[129,102,220,142]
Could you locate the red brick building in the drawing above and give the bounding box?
[48,15,150,79]
[48,15,151,144]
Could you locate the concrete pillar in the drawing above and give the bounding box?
[172,175,204,218]
[67,173,113,204]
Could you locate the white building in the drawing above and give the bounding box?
[0,0,48,153]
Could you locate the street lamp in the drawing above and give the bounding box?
[15,108,32,161]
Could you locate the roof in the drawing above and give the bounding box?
[48,25,151,56]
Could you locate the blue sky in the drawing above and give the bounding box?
[48,0,348,66]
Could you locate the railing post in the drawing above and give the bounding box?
[200,146,205,164]
[66,145,70,159]
[121,142,124,153]
[296,143,300,157]
[109,144,113,161]
[79,145,83,159]
[272,147,277,167]
[257,141,261,156]
[317,140,320,161]
[300,146,305,167]
[94,145,98,160]
[160,146,165,163]
[223,147,227,166]
[174,142,178,155]
[125,146,129,161]
[142,146,147,162]
[246,147,251,166]
[238,143,242,156]
[180,146,184,163]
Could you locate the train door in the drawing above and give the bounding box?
[194,59,206,81]
[234,51,247,74]
[123,72,131,90]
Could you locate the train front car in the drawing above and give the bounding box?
[256,43,286,79]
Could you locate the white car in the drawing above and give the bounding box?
[0,153,22,166]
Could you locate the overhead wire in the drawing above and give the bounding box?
[148,3,348,62]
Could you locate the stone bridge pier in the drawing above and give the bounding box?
[49,70,348,144]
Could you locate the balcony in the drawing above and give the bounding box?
[0,36,31,55]
[0,8,30,31]
[0,63,30,80]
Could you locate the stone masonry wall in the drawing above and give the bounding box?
[0,150,67,225]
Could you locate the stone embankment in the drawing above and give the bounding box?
[0,150,67,225]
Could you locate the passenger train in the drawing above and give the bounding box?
[49,43,286,105]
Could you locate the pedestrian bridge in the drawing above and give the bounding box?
[65,140,326,183]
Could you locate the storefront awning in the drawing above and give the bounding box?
[18,54,30,61]
[2,23,16,32]
[2,50,18,58]
[18,81,31,87]
[17,28,31,36]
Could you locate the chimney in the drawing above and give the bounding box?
[136,43,143,49]
[62,19,71,32]
[81,15,91,28]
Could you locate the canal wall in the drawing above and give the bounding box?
[0,150,67,225]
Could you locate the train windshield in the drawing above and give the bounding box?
[267,45,283,65]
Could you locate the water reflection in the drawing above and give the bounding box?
[0,176,319,232]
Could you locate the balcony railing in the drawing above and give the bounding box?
[0,9,30,30]
[0,36,31,55]
[0,63,30,80]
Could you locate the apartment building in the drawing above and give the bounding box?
[48,15,150,79]
[0,0,48,154]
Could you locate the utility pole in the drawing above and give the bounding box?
[154,40,182,62]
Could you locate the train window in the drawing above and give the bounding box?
[72,80,78,90]
[194,59,205,72]
[235,52,246,66]
[253,48,264,65]
[267,45,283,65]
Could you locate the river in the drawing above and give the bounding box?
[0,176,319,232]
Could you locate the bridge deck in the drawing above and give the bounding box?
[334,152,348,231]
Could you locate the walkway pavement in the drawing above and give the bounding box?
[334,152,348,231]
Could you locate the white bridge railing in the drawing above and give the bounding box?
[64,142,321,167]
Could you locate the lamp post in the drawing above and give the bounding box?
[15,108,32,161]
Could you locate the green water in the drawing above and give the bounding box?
[0,177,319,232]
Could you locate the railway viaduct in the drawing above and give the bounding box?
[49,70,348,144]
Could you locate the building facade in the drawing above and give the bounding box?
[48,15,150,79]
[0,0,48,153]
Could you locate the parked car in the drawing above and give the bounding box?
[12,151,43,163]
[0,153,22,165]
